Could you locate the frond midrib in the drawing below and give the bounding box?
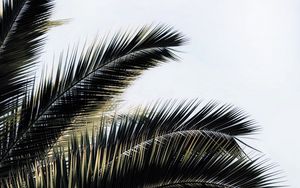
[96,129,242,174]
[119,129,239,156]
[150,180,235,188]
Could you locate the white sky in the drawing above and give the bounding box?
[44,0,300,187]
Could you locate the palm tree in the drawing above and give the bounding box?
[0,0,282,187]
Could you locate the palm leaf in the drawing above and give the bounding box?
[0,0,25,44]
[0,25,186,175]
[53,100,257,165]
[87,100,257,159]
[1,122,281,188]
[0,0,54,131]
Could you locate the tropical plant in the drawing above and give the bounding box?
[0,0,282,187]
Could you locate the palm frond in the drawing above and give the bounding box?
[0,0,25,44]
[101,100,257,156]
[0,25,186,175]
[2,123,281,188]
[54,100,257,162]
[0,0,54,126]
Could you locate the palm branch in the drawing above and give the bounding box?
[1,102,281,187]
[0,24,186,175]
[0,0,54,121]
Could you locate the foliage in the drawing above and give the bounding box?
[3,102,280,187]
[0,0,283,187]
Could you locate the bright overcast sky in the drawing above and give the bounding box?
[44,0,300,187]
